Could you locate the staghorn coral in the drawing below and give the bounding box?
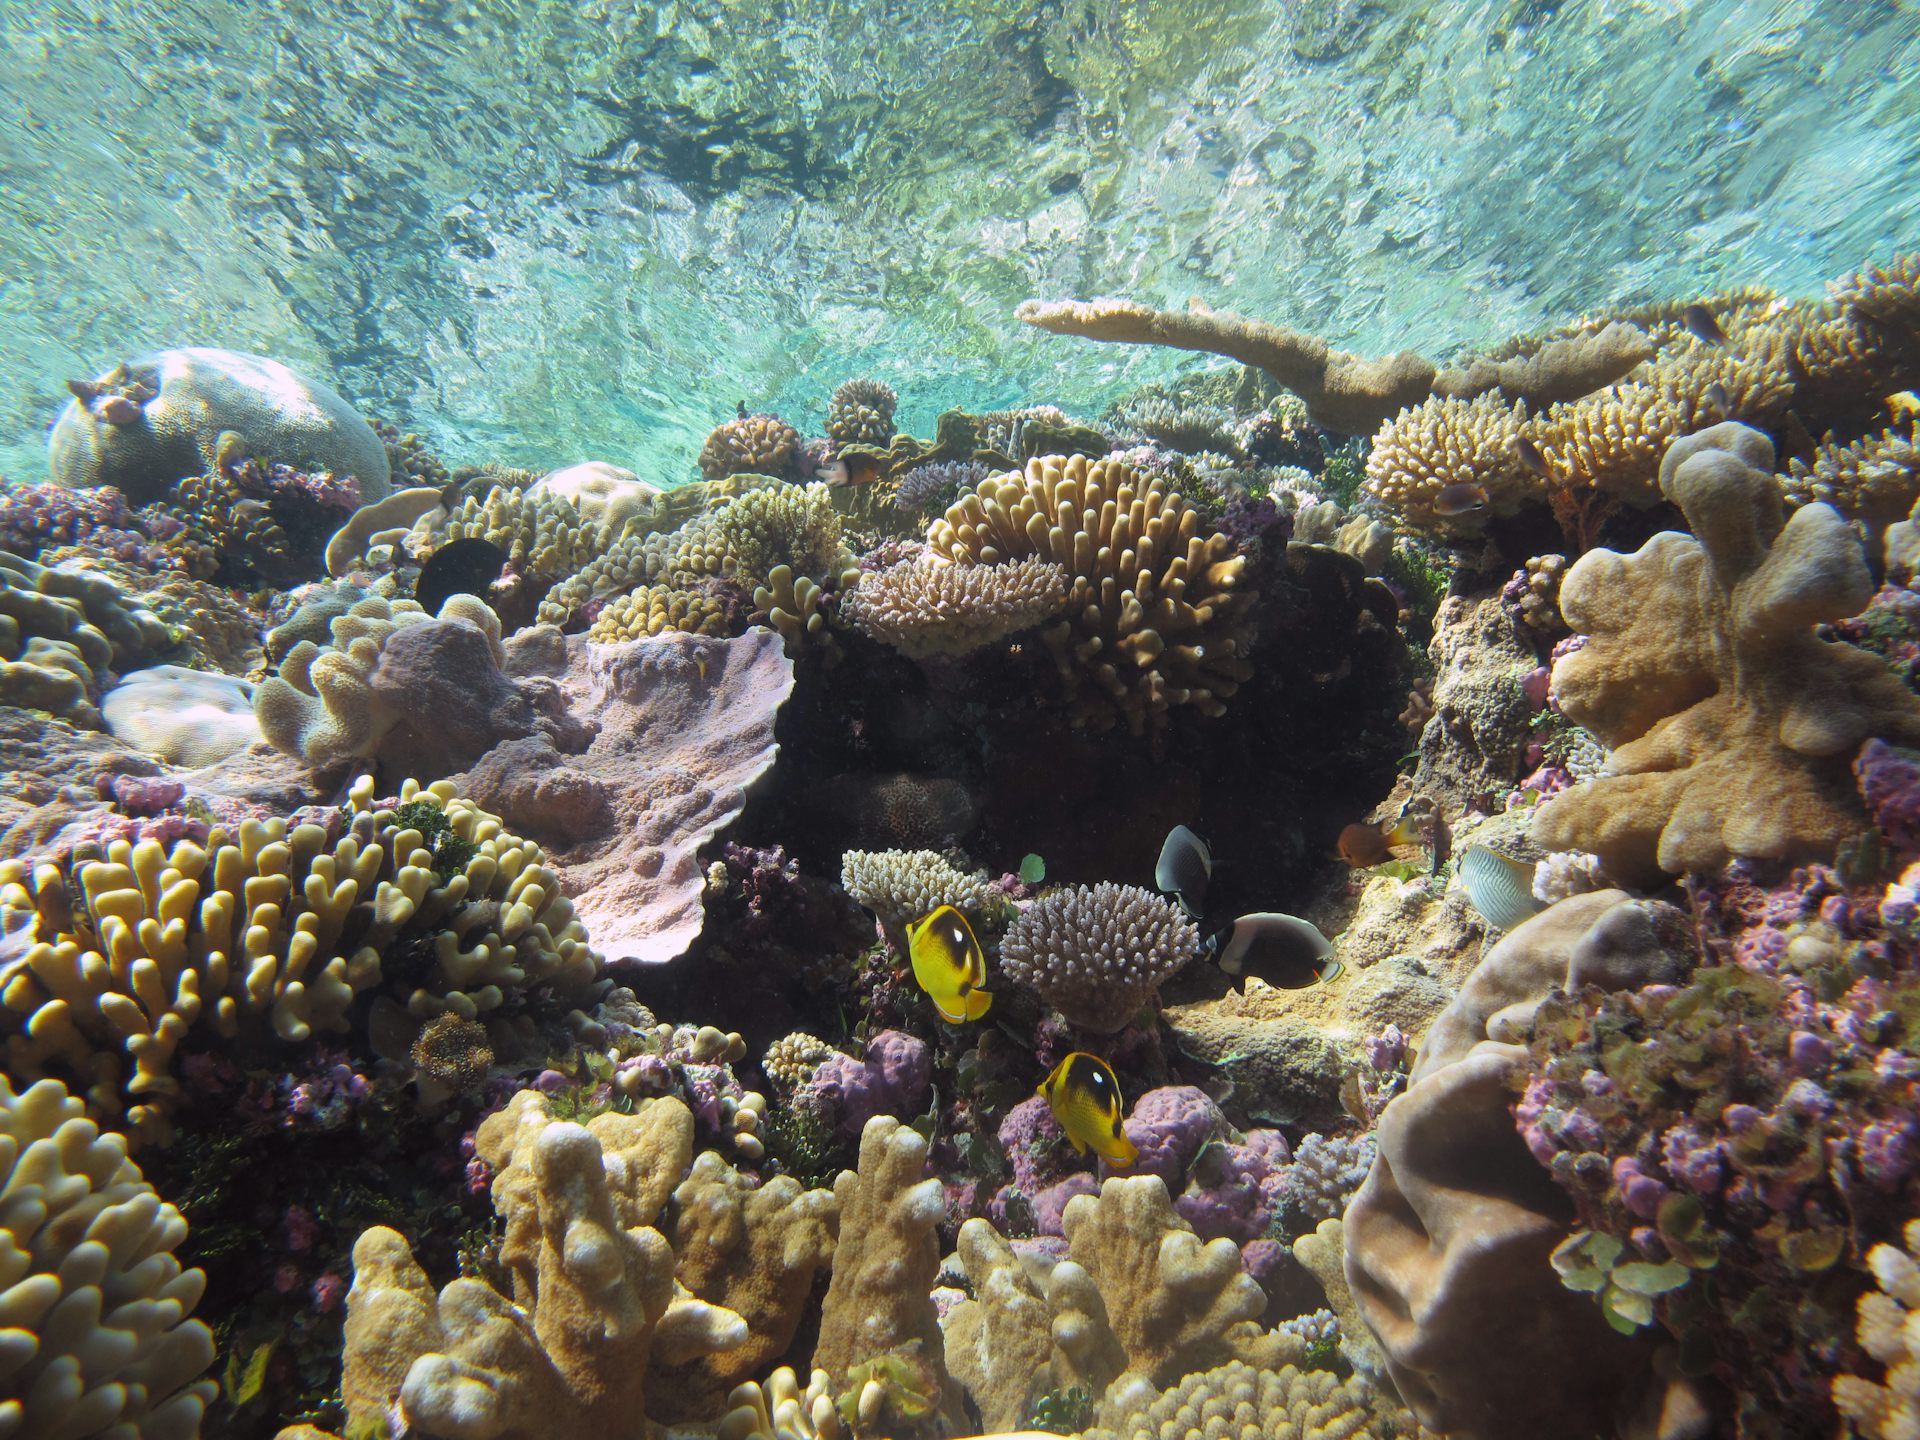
[1834,1220,1920,1440]
[812,1116,968,1426]
[1533,422,1920,881]
[1782,425,1920,533]
[588,581,735,641]
[0,1075,216,1440]
[1080,1357,1375,1440]
[1000,881,1197,1033]
[1363,393,1537,529]
[827,379,898,447]
[0,777,597,1144]
[1016,296,1435,434]
[841,556,1066,659]
[701,414,804,482]
[928,453,1255,737]
[838,848,994,932]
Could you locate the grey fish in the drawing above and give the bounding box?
[1512,435,1550,477]
[1458,845,1544,932]
[1156,824,1212,919]
[1683,304,1729,348]
[1209,912,1339,986]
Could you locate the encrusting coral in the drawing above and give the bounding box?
[1532,421,1920,881]
[840,555,1067,659]
[0,777,598,1144]
[839,848,994,932]
[999,881,1198,1033]
[0,1074,216,1440]
[928,454,1255,737]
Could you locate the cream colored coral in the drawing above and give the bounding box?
[1363,394,1537,530]
[588,583,732,641]
[1290,1219,1382,1376]
[812,1116,966,1425]
[943,1218,1064,1432]
[1833,1219,1920,1440]
[0,1075,215,1440]
[839,848,994,931]
[763,1031,837,1093]
[1783,426,1920,531]
[841,556,1067,659]
[0,779,597,1144]
[440,482,617,585]
[1534,422,1920,880]
[754,564,832,657]
[928,454,1254,736]
[1081,1358,1374,1440]
[718,1367,844,1440]
[253,592,505,767]
[700,414,802,481]
[325,486,449,575]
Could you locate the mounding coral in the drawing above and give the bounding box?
[1533,421,1920,882]
[927,453,1255,737]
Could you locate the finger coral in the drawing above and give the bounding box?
[1834,1221,1920,1440]
[1533,421,1920,881]
[927,453,1255,737]
[840,556,1067,659]
[999,881,1197,1033]
[1079,1357,1374,1440]
[1362,394,1537,529]
[438,481,618,586]
[588,581,736,640]
[838,848,994,931]
[0,777,597,1144]
[701,413,804,482]
[0,1074,216,1440]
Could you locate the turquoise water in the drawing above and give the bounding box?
[3,0,1916,480]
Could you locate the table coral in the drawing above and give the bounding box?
[999,881,1198,1033]
[1533,421,1920,881]
[49,348,391,506]
[841,555,1067,659]
[927,453,1256,737]
[0,1075,216,1440]
[0,777,597,1144]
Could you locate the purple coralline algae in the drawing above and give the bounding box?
[1857,738,1920,853]
[1175,1139,1280,1244]
[998,1094,1074,1194]
[1120,1085,1226,1189]
[802,1028,932,1138]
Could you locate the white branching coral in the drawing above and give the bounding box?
[1834,1219,1920,1440]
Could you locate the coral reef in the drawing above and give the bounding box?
[0,1074,217,1440]
[928,453,1254,736]
[841,555,1067,659]
[50,349,390,505]
[1534,422,1920,881]
[999,881,1198,1033]
[1835,1220,1920,1440]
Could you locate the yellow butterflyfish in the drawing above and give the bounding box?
[905,904,991,1024]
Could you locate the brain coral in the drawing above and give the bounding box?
[700,413,804,482]
[840,555,1067,659]
[49,348,390,506]
[0,777,597,1144]
[1000,881,1198,1033]
[0,1074,216,1439]
[1533,421,1920,881]
[928,453,1255,737]
[0,552,174,728]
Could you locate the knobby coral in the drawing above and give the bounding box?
[701,414,804,482]
[1835,1221,1920,1440]
[840,556,1067,660]
[999,881,1198,1033]
[928,454,1255,737]
[826,380,898,447]
[1534,422,1920,882]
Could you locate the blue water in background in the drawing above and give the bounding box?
[0,0,1915,480]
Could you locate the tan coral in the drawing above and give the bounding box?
[0,778,597,1145]
[1782,425,1920,532]
[839,848,995,932]
[1363,394,1538,530]
[812,1115,967,1427]
[1533,421,1920,881]
[1080,1357,1375,1440]
[827,379,898,447]
[1833,1218,1920,1440]
[0,551,173,727]
[717,1366,846,1440]
[325,486,448,576]
[438,482,617,586]
[754,564,832,657]
[701,414,803,481]
[942,1219,1062,1432]
[0,1075,216,1440]
[928,453,1255,736]
[841,556,1067,659]
[589,582,734,641]
[763,1031,838,1094]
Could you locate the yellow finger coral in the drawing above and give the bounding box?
[0,778,597,1144]
[1080,1358,1375,1440]
[841,556,1067,659]
[928,454,1255,737]
[1532,422,1920,880]
[0,1074,216,1440]
[588,583,735,641]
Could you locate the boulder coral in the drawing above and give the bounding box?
[102,664,260,767]
[49,348,390,506]
[1342,891,1702,1440]
[928,453,1256,737]
[1533,421,1920,882]
[0,552,174,729]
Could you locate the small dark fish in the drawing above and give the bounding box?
[1155,824,1212,918]
[1337,822,1391,868]
[1705,382,1731,419]
[1047,170,1083,195]
[1207,912,1339,987]
[1512,435,1551,477]
[1683,304,1728,348]
[416,537,509,620]
[1432,482,1489,517]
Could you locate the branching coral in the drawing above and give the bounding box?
[0,778,597,1144]
[0,1075,216,1440]
[1835,1221,1920,1440]
[700,414,804,482]
[928,454,1255,736]
[1363,394,1537,529]
[588,582,736,641]
[999,881,1197,1032]
[438,482,616,587]
[1782,425,1920,533]
[826,380,898,447]
[1533,422,1920,881]
[1080,1357,1375,1440]
[838,849,994,932]
[840,556,1066,659]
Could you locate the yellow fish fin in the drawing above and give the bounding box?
[930,992,969,1025]
[964,987,992,1021]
